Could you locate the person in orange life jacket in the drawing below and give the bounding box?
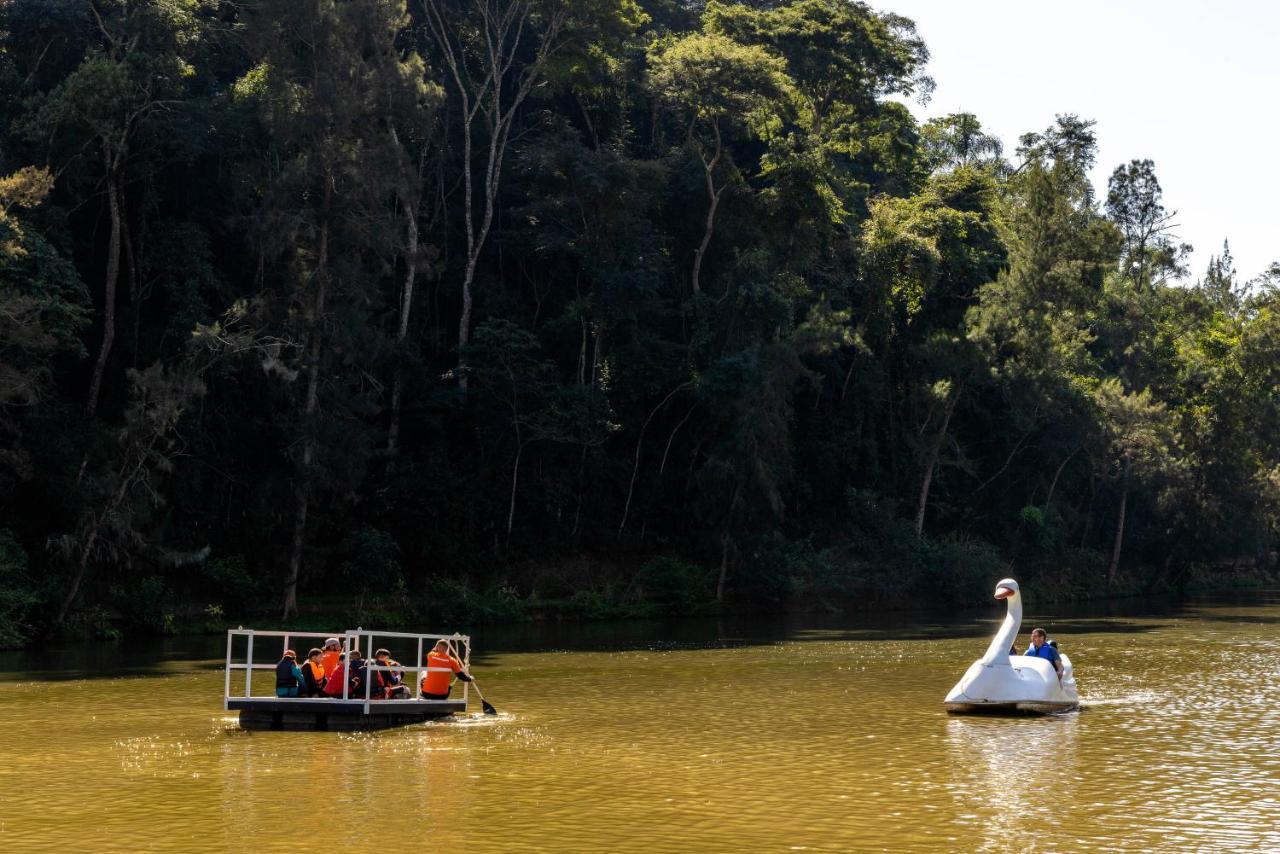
[319,638,342,678]
[301,648,327,696]
[420,639,472,700]
[321,650,362,698]
[372,648,409,699]
[275,650,304,698]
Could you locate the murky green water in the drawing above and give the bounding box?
[3,595,1280,852]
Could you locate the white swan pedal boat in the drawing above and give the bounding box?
[944,578,1078,714]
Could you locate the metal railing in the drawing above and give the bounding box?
[224,627,472,713]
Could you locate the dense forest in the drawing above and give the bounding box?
[1,0,1277,644]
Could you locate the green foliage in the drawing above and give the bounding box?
[336,528,403,589]
[0,0,1274,642]
[0,529,38,647]
[111,575,174,635]
[634,556,714,610]
[427,578,531,625]
[197,556,265,614]
[921,113,1003,172]
[649,31,794,132]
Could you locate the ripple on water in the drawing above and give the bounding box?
[3,606,1280,851]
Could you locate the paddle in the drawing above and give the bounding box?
[448,639,497,716]
[470,680,498,716]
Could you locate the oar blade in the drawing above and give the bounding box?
[482,699,497,715]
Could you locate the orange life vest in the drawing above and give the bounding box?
[320,650,341,677]
[305,660,325,684]
[420,651,462,696]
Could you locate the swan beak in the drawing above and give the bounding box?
[994,585,1014,600]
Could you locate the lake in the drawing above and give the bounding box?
[2,593,1279,852]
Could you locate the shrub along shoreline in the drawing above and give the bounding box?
[7,539,1270,649]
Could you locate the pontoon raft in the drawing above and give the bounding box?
[224,628,474,731]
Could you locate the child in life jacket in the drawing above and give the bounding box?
[301,648,327,696]
[372,648,410,699]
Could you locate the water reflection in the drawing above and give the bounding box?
[944,714,1079,852]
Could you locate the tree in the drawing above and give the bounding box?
[23,0,207,415]
[648,31,792,295]
[1200,240,1245,317]
[468,319,613,540]
[1091,378,1174,584]
[421,0,644,388]
[236,0,430,617]
[1106,158,1191,290]
[0,166,91,483]
[921,113,1003,171]
[705,0,932,136]
[53,363,205,622]
[860,166,1004,534]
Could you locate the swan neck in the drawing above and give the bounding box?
[980,594,1022,665]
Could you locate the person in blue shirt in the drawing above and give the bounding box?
[1025,628,1063,681]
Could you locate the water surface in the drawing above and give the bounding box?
[3,595,1279,852]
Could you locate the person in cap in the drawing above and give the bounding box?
[301,647,327,696]
[319,638,342,678]
[274,649,305,698]
[420,640,472,700]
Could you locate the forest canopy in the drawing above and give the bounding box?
[0,0,1276,643]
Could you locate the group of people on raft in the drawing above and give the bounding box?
[273,637,473,700]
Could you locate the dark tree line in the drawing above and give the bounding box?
[1,0,1277,642]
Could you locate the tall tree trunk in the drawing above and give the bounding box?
[618,382,689,541]
[715,481,742,604]
[506,440,524,540]
[58,530,99,625]
[86,170,122,415]
[123,214,139,367]
[913,381,962,536]
[57,431,162,623]
[715,530,734,604]
[1044,446,1078,508]
[1107,454,1131,586]
[387,192,418,460]
[690,125,723,296]
[423,1,567,391]
[283,212,329,620]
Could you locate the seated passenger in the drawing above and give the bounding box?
[301,647,327,697]
[420,640,472,700]
[373,648,409,699]
[1025,627,1064,681]
[348,649,367,696]
[321,651,359,698]
[319,638,342,678]
[275,649,304,698]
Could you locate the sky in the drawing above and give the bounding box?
[884,0,1280,284]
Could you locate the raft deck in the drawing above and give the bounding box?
[225,628,473,731]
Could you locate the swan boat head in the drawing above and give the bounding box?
[943,577,1078,714]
